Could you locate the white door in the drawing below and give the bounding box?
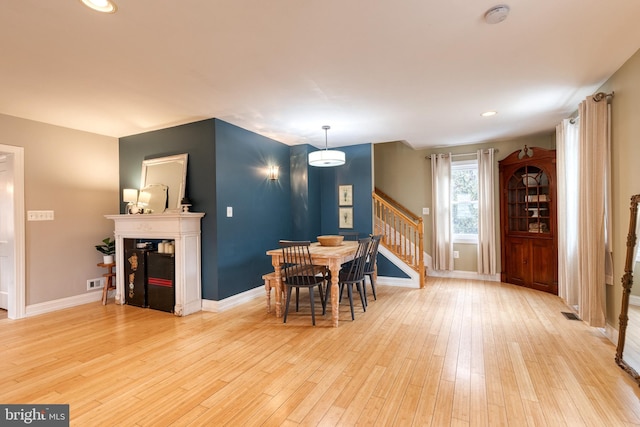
[0,153,13,310]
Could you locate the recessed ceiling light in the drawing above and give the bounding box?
[481,111,497,117]
[80,0,118,13]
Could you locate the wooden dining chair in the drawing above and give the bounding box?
[362,234,382,304]
[330,237,371,320]
[279,240,328,326]
[339,231,360,241]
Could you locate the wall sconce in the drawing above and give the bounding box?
[123,188,138,214]
[267,165,279,180]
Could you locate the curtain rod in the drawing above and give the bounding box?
[593,91,614,103]
[568,91,614,124]
[425,149,498,160]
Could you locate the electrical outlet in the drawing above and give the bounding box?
[422,207,429,215]
[87,278,104,291]
[453,251,460,259]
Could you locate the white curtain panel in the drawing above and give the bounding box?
[577,96,610,327]
[431,153,453,271]
[556,118,580,308]
[604,103,613,285]
[557,96,611,327]
[477,148,497,275]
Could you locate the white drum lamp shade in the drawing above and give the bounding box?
[308,125,345,167]
[308,149,346,167]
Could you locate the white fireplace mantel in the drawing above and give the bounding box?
[105,213,205,316]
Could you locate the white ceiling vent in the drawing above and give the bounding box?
[484,5,510,24]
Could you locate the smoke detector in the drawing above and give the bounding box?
[484,5,510,24]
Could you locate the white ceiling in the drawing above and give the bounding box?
[1,1,639,149]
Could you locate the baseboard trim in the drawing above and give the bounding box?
[26,290,106,318]
[604,322,618,346]
[202,286,264,313]
[0,291,7,309]
[428,269,500,282]
[26,287,264,318]
[377,276,419,288]
[377,245,421,288]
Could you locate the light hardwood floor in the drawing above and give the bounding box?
[2,278,640,426]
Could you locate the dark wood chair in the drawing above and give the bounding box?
[331,237,371,320]
[280,240,327,326]
[339,231,360,241]
[363,234,382,304]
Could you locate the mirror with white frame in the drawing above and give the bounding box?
[140,153,188,213]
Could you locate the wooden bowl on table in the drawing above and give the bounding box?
[317,235,344,246]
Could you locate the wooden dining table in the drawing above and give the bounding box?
[266,241,359,327]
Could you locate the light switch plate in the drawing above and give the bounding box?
[422,207,429,215]
[226,206,233,217]
[27,210,54,221]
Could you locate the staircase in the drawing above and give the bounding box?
[373,188,426,288]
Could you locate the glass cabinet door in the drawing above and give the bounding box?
[506,166,550,233]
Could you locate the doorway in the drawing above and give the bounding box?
[0,144,25,319]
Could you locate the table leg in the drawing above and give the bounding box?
[272,258,283,318]
[329,260,340,327]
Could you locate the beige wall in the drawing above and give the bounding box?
[374,133,554,272]
[600,48,640,326]
[0,113,119,305]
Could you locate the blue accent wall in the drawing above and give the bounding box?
[119,119,377,301]
[213,120,292,299]
[290,143,373,240]
[320,144,373,237]
[119,119,219,295]
[290,145,321,241]
[377,254,411,278]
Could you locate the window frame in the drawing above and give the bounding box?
[451,159,479,244]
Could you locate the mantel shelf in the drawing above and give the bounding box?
[105,212,205,219]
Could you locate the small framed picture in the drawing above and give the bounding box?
[339,207,353,229]
[339,185,353,206]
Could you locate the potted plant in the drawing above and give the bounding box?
[96,237,116,264]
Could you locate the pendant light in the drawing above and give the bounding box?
[308,125,345,167]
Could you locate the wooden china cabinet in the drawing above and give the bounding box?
[499,146,558,294]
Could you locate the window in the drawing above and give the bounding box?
[451,160,478,243]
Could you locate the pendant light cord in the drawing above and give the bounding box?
[322,125,330,150]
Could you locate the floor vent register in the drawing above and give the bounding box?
[561,311,581,321]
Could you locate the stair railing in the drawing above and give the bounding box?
[373,188,425,288]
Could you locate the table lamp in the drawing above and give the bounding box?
[123,189,138,214]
